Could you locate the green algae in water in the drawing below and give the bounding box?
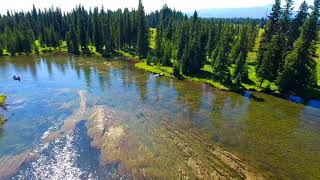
[0,94,6,125]
[0,95,6,106]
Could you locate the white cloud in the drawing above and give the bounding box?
[0,0,314,14]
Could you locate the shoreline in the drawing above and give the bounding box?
[1,52,319,104]
[134,61,320,105]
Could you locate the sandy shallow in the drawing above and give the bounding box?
[0,90,267,179]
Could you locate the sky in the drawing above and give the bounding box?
[0,0,314,14]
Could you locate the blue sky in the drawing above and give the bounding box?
[0,0,314,14]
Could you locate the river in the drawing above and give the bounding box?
[0,55,319,179]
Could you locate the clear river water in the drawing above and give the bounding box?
[0,56,319,179]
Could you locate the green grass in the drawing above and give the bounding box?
[149,28,157,50]
[118,49,140,59]
[135,62,174,77]
[2,40,102,56]
[135,62,230,90]
[253,29,264,52]
[88,45,102,56]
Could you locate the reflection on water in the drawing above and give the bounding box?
[0,55,319,179]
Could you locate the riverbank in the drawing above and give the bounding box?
[2,46,320,101]
[134,61,320,101]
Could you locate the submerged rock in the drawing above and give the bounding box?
[85,105,266,179]
[3,90,267,179]
[0,151,34,178]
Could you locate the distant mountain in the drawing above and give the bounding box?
[193,5,273,19]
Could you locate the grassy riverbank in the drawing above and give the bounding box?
[135,61,320,99]
[133,29,320,100]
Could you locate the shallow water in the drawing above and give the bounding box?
[0,56,319,179]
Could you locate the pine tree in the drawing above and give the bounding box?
[66,31,72,53]
[161,40,172,66]
[155,24,163,64]
[234,52,249,85]
[67,24,80,55]
[287,1,309,49]
[177,23,188,61]
[258,33,284,84]
[50,28,59,48]
[229,26,248,64]
[210,44,219,65]
[197,28,208,69]
[277,0,320,92]
[180,35,189,74]
[212,34,231,83]
[206,24,216,54]
[136,0,149,58]
[280,0,294,35]
[93,7,103,52]
[0,35,3,56]
[88,9,94,43]
[277,0,294,70]
[256,0,281,69]
[146,51,152,65]
[257,0,290,85]
[79,6,89,53]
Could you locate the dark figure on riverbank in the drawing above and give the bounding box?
[13,76,21,81]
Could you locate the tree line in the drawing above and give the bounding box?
[0,0,319,94]
[257,0,320,92]
[0,0,149,58]
[148,0,319,93]
[147,5,259,84]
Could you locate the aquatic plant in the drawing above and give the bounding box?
[0,94,6,106]
[0,94,6,125]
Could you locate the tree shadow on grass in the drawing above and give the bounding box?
[193,70,214,79]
